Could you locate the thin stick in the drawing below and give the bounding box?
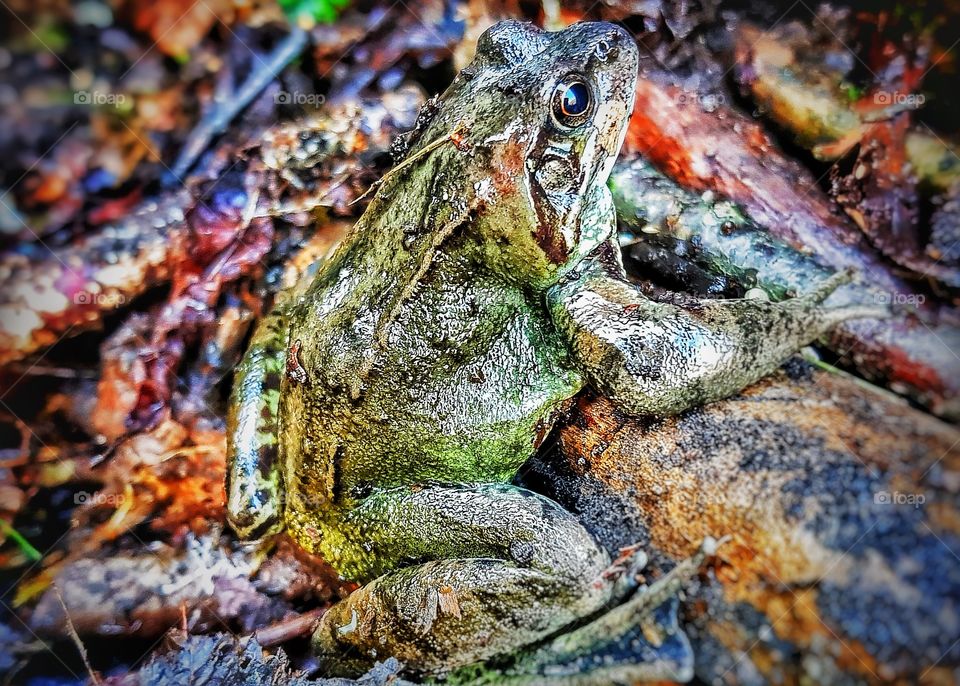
[53,584,102,686]
[254,608,326,647]
[799,348,908,405]
[350,121,470,206]
[170,25,310,181]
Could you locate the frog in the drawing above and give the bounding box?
[226,19,880,683]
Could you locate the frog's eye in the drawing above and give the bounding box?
[551,77,594,129]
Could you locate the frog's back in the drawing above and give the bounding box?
[278,230,582,517]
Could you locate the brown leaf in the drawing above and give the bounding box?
[130,0,236,60]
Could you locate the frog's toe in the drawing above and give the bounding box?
[805,267,855,303]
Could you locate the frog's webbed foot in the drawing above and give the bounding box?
[312,484,706,682]
[549,250,887,417]
[456,538,718,685]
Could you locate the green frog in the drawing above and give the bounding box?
[227,20,878,682]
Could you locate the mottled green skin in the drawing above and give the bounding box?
[227,19,880,682]
[281,240,584,576]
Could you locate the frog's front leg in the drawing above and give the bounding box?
[310,483,668,678]
[548,245,886,417]
[225,305,288,540]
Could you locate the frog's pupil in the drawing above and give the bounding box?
[562,83,589,116]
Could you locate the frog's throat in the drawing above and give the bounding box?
[555,183,618,280]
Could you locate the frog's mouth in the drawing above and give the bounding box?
[527,142,587,264]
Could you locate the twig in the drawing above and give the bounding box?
[350,121,470,206]
[53,584,102,686]
[1,364,96,380]
[253,608,326,647]
[170,25,310,181]
[799,348,909,406]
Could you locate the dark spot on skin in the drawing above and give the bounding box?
[262,370,281,393]
[257,444,278,472]
[592,240,622,273]
[349,481,374,500]
[230,506,277,541]
[246,519,276,540]
[331,444,344,500]
[532,225,569,265]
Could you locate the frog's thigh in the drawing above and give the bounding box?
[225,307,288,540]
[314,484,614,675]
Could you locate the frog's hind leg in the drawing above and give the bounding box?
[227,247,333,540]
[311,484,652,678]
[225,306,288,540]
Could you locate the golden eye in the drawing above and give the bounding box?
[552,77,593,128]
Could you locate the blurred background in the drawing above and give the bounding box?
[0,1,958,684]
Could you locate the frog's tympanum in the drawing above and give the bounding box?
[227,20,877,683]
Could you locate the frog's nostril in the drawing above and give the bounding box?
[606,26,639,67]
[594,38,615,62]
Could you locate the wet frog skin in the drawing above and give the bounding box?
[226,20,879,682]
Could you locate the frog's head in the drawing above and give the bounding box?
[449,21,639,288]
